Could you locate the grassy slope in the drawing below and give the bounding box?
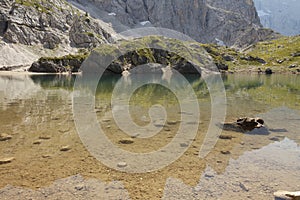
[202,35,300,72]
[247,36,300,69]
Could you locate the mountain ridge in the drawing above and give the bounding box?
[68,0,277,47]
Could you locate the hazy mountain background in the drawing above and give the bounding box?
[253,0,300,36]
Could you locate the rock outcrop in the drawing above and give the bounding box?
[81,36,215,75]
[28,54,87,73]
[70,0,278,47]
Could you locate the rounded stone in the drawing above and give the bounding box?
[117,162,127,168]
[39,136,51,140]
[60,146,71,151]
[102,119,111,123]
[164,127,171,132]
[167,120,178,125]
[0,157,15,164]
[180,143,189,147]
[33,140,42,145]
[221,150,231,155]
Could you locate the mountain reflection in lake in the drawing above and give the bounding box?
[0,73,299,200]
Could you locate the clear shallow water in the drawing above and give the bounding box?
[0,73,299,199]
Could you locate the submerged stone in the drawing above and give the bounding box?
[60,146,71,152]
[119,138,134,144]
[117,162,127,168]
[39,136,51,140]
[219,135,233,140]
[167,120,179,125]
[0,157,15,164]
[0,133,12,141]
[274,190,300,200]
[221,150,231,155]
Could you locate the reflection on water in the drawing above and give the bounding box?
[0,73,299,199]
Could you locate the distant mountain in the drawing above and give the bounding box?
[254,0,300,36]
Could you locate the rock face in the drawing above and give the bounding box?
[0,0,111,49]
[70,0,277,47]
[254,0,300,36]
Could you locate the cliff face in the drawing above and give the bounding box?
[69,0,277,47]
[0,0,112,49]
[0,0,121,69]
[254,0,300,36]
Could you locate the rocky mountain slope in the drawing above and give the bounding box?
[69,0,277,47]
[253,0,300,36]
[0,0,118,69]
[0,0,114,48]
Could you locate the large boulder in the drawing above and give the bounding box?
[221,117,265,132]
[28,54,86,73]
[29,61,63,73]
[265,68,273,74]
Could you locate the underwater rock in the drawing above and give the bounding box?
[117,162,127,168]
[0,157,14,164]
[274,190,300,200]
[119,138,134,144]
[221,150,231,155]
[219,135,234,140]
[60,146,71,152]
[0,133,12,141]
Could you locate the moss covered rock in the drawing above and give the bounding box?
[81,36,216,75]
[28,54,88,73]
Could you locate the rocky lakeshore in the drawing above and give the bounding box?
[0,34,296,74]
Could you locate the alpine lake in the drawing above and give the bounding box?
[0,72,299,199]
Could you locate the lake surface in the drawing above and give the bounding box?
[0,73,299,199]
